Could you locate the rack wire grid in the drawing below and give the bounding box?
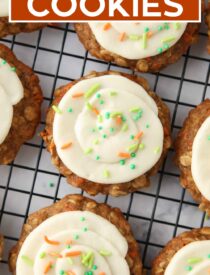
[0,21,210,274]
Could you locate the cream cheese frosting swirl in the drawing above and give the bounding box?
[165,240,210,275]
[16,211,130,275]
[0,57,24,144]
[0,0,9,17]
[88,22,187,60]
[53,75,164,184]
[191,117,210,201]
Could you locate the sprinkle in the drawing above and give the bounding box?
[163,43,169,50]
[144,27,150,32]
[118,152,130,158]
[116,116,122,125]
[72,92,84,98]
[44,236,60,246]
[110,111,122,118]
[120,159,126,165]
[66,245,71,249]
[40,252,47,259]
[130,164,136,170]
[93,139,99,145]
[85,83,101,99]
[154,146,160,154]
[61,142,72,150]
[98,273,106,275]
[187,257,202,264]
[100,250,112,257]
[100,100,104,105]
[44,261,53,274]
[134,131,143,140]
[96,93,101,98]
[1,59,7,65]
[103,134,107,139]
[92,128,96,132]
[161,37,175,44]
[157,48,163,54]
[129,34,141,41]
[96,155,100,160]
[98,126,103,131]
[52,105,62,114]
[86,102,93,110]
[131,153,136,158]
[49,252,62,258]
[11,67,16,72]
[174,22,181,30]
[59,271,65,275]
[130,135,135,140]
[98,114,103,123]
[122,123,128,132]
[83,226,88,232]
[130,107,141,113]
[158,25,163,31]
[164,23,170,30]
[21,255,34,266]
[208,135,210,141]
[65,251,81,257]
[93,265,98,270]
[139,143,145,150]
[74,234,79,240]
[105,112,110,119]
[67,271,75,275]
[147,31,153,38]
[127,143,139,152]
[110,127,115,133]
[48,182,54,188]
[146,124,150,128]
[142,33,147,49]
[208,254,210,258]
[185,266,193,271]
[68,108,73,113]
[92,107,100,116]
[110,91,118,96]
[103,23,112,31]
[84,148,93,155]
[119,32,126,41]
[103,170,110,178]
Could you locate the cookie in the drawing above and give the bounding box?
[0,0,46,38]
[75,22,200,73]
[9,194,142,274]
[152,227,210,275]
[0,234,3,261]
[175,100,210,214]
[41,71,172,196]
[0,44,43,164]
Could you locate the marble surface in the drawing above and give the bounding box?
[0,22,210,274]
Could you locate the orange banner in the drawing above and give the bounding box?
[10,0,201,22]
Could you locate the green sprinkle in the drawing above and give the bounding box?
[157,48,163,54]
[103,170,110,178]
[98,126,103,130]
[122,123,128,132]
[21,255,34,266]
[163,43,169,50]
[142,33,147,49]
[100,100,104,105]
[68,107,73,113]
[154,146,160,154]
[96,93,101,98]
[161,37,175,44]
[93,138,99,145]
[127,143,139,152]
[82,251,94,264]
[48,182,54,188]
[139,143,145,150]
[122,116,126,122]
[59,270,65,275]
[86,102,93,110]
[110,111,122,118]
[74,234,79,240]
[110,127,115,133]
[92,265,98,270]
[207,254,210,258]
[130,164,136,170]
[120,159,126,165]
[84,148,93,155]
[187,257,202,264]
[131,153,136,158]
[98,114,103,123]
[129,107,141,113]
[158,25,163,31]
[66,244,71,249]
[80,216,86,221]
[100,250,112,256]
[174,22,181,30]
[2,60,6,65]
[110,91,118,96]
[129,34,141,41]
[130,135,135,140]
[85,83,101,99]
[11,67,16,72]
[67,257,73,265]
[103,134,107,139]
[144,27,150,32]
[52,105,62,114]
[96,155,100,160]
[39,252,46,259]
[83,227,88,232]
[185,266,193,271]
[105,112,110,119]
[92,128,96,133]
[146,124,150,128]
[164,23,170,30]
[208,135,210,141]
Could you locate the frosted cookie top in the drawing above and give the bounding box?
[89,22,187,60]
[16,211,130,275]
[0,0,9,17]
[165,240,210,275]
[191,117,210,200]
[52,75,164,184]
[0,58,24,144]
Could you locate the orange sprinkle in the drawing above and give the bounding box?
[92,107,100,115]
[65,251,81,257]
[61,142,72,150]
[116,116,122,125]
[147,31,153,38]
[72,92,84,98]
[48,252,62,258]
[66,239,72,245]
[44,261,52,274]
[119,32,126,41]
[118,152,130,159]
[134,131,143,140]
[99,273,106,275]
[103,23,112,31]
[66,271,76,275]
[44,236,60,246]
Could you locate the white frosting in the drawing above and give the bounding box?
[191,117,210,201]
[89,22,187,60]
[16,211,130,275]
[0,58,24,144]
[0,0,9,17]
[53,75,164,184]
[165,240,210,275]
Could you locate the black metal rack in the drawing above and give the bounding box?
[0,23,210,273]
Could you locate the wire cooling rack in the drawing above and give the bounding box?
[0,22,210,274]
